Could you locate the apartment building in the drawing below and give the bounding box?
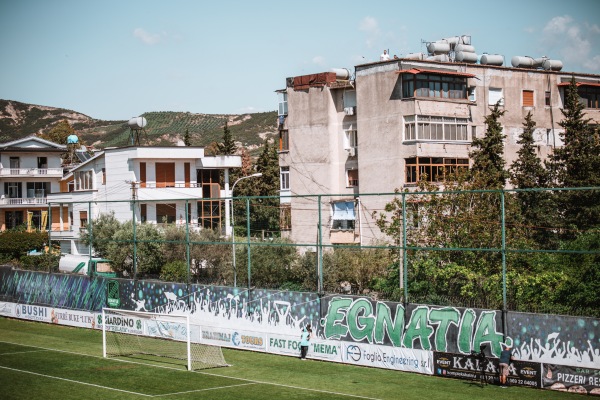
[48,146,241,256]
[0,136,66,231]
[278,53,600,247]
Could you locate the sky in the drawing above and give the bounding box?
[1,0,599,121]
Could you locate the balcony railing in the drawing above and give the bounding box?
[139,182,202,189]
[0,168,63,177]
[0,197,47,205]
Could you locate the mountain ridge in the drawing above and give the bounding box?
[0,99,277,150]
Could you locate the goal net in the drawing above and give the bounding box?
[102,308,227,370]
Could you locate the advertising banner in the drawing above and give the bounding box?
[49,308,96,329]
[434,352,541,388]
[268,333,342,362]
[100,312,144,335]
[14,304,51,323]
[201,326,266,351]
[543,364,600,395]
[0,302,15,317]
[341,342,433,374]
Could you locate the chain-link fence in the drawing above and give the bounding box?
[46,187,600,317]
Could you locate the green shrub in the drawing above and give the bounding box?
[160,260,188,283]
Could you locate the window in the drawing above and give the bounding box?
[344,129,358,149]
[184,163,190,188]
[468,86,476,102]
[280,167,290,191]
[402,73,468,100]
[405,157,469,183]
[156,204,176,223]
[74,170,94,190]
[278,92,288,116]
[155,163,175,188]
[26,182,50,198]
[9,157,20,171]
[404,115,469,142]
[4,182,21,198]
[140,162,146,188]
[545,91,551,106]
[332,201,355,230]
[140,204,147,222]
[579,85,600,109]
[523,90,534,107]
[347,169,359,187]
[489,88,504,106]
[279,129,289,152]
[102,168,106,185]
[280,204,291,230]
[79,211,88,228]
[343,90,357,108]
[37,157,48,170]
[5,211,23,229]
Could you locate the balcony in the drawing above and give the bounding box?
[0,197,47,206]
[0,168,63,177]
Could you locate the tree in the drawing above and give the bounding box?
[549,77,600,235]
[40,119,76,146]
[217,122,236,155]
[183,128,191,146]
[470,102,509,189]
[509,112,555,246]
[80,212,121,258]
[105,222,164,278]
[248,139,280,236]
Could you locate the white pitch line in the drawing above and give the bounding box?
[0,340,384,400]
[0,349,51,356]
[155,382,257,397]
[0,365,152,397]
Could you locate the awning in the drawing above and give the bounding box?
[557,81,600,87]
[395,68,476,78]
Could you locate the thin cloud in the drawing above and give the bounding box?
[312,56,326,66]
[359,16,380,49]
[541,15,599,71]
[133,28,163,45]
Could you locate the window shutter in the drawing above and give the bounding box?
[523,90,534,107]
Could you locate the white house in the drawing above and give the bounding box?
[48,146,241,256]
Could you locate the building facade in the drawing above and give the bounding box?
[48,146,241,256]
[278,58,600,247]
[0,136,66,232]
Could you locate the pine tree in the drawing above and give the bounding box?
[469,102,509,189]
[183,128,191,146]
[217,122,236,155]
[549,77,600,235]
[40,119,76,145]
[509,111,555,246]
[250,139,280,236]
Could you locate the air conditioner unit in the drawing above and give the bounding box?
[347,147,356,157]
[344,106,355,116]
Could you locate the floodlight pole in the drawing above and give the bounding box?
[231,173,262,288]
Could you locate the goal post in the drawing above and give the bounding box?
[102,308,227,370]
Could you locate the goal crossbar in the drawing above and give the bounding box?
[102,308,227,371]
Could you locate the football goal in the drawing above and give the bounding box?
[102,308,228,370]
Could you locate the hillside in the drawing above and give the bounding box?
[0,99,278,150]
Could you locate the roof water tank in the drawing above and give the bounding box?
[330,68,351,80]
[511,56,535,68]
[542,59,563,71]
[441,36,460,46]
[455,44,476,53]
[455,51,478,63]
[427,41,451,54]
[67,134,79,144]
[128,116,147,129]
[533,57,548,68]
[480,54,504,66]
[426,54,450,62]
[404,52,424,60]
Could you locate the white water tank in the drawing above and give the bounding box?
[330,68,351,79]
[511,56,535,68]
[543,59,563,71]
[455,44,476,53]
[427,41,451,54]
[480,54,504,66]
[404,52,424,60]
[128,116,147,129]
[427,54,450,62]
[455,51,478,63]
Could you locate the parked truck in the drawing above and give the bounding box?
[58,255,116,278]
